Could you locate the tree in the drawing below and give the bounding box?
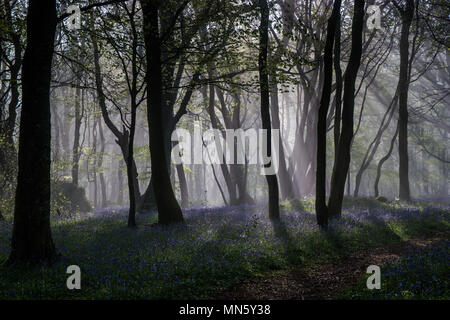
[374,124,399,197]
[139,0,227,212]
[258,0,280,220]
[7,0,133,264]
[285,1,333,199]
[327,0,365,218]
[71,84,83,186]
[268,0,296,201]
[394,0,415,201]
[315,0,341,227]
[141,0,184,224]
[7,0,57,265]
[89,3,144,226]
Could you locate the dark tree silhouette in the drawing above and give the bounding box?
[8,0,57,265]
[328,0,365,218]
[259,0,280,220]
[316,0,342,227]
[395,0,415,201]
[141,0,184,224]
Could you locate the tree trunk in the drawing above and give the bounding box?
[176,164,189,208]
[61,90,71,156]
[51,100,61,161]
[353,96,397,197]
[270,77,294,200]
[374,124,399,197]
[117,159,124,205]
[327,0,365,218]
[127,4,140,227]
[8,0,57,265]
[315,0,341,227]
[141,0,184,224]
[333,6,342,157]
[126,103,137,227]
[97,117,107,208]
[259,0,280,220]
[138,178,156,212]
[91,29,141,208]
[397,0,414,201]
[92,120,98,208]
[205,83,238,205]
[71,86,82,186]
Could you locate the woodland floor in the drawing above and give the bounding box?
[214,237,446,300]
[0,198,448,299]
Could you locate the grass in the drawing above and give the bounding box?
[0,197,449,300]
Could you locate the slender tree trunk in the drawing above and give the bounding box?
[353,97,397,196]
[8,0,57,265]
[117,159,124,205]
[205,83,238,205]
[315,0,341,227]
[97,117,107,207]
[51,101,61,161]
[71,86,82,186]
[194,164,203,204]
[127,102,137,227]
[397,0,414,201]
[333,7,342,157]
[259,0,280,220]
[141,0,183,224]
[61,91,71,156]
[91,28,141,209]
[440,148,448,197]
[93,120,98,209]
[215,87,256,205]
[127,4,140,226]
[270,78,293,200]
[328,0,365,218]
[176,164,189,208]
[374,124,399,197]
[347,167,351,196]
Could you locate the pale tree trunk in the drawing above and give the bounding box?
[270,78,294,200]
[71,86,82,186]
[176,164,189,208]
[97,117,107,208]
[117,159,124,205]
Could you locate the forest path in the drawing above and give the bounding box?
[213,237,444,300]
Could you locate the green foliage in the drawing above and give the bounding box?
[51,180,92,217]
[376,196,389,203]
[280,198,315,213]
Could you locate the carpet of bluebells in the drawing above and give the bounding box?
[342,240,450,299]
[0,197,449,299]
